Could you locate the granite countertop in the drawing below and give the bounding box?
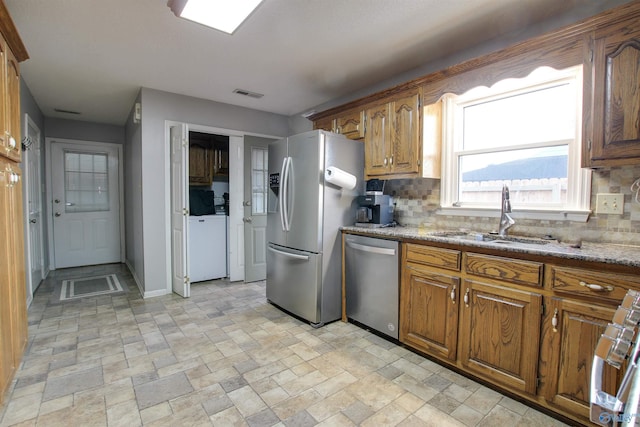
[341,225,640,268]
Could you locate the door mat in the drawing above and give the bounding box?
[60,274,124,301]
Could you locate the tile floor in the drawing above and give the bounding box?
[0,264,570,426]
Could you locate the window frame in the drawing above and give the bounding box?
[439,65,591,222]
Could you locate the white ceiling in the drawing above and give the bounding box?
[5,0,632,126]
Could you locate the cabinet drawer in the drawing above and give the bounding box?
[405,243,461,271]
[465,253,543,288]
[550,266,640,303]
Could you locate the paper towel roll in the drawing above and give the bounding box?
[325,166,357,190]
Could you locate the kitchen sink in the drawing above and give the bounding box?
[428,230,553,245]
[479,234,552,245]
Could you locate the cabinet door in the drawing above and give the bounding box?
[213,141,229,176]
[0,159,26,403]
[188,141,212,184]
[540,297,618,421]
[5,47,19,162]
[401,263,459,361]
[364,103,391,177]
[459,279,542,395]
[0,159,15,402]
[314,116,335,133]
[390,90,420,175]
[336,109,365,140]
[589,29,640,165]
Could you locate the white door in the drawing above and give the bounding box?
[170,124,189,297]
[228,135,245,281]
[51,141,121,268]
[23,114,44,304]
[243,136,274,282]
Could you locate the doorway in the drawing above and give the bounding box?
[243,136,276,283]
[167,121,280,296]
[23,114,45,305]
[46,138,123,269]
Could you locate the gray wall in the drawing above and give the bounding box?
[124,91,144,289]
[134,88,289,296]
[45,117,125,144]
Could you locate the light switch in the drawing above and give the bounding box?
[596,193,623,214]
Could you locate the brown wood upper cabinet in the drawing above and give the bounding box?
[585,18,640,167]
[364,88,421,179]
[189,139,213,185]
[0,32,20,163]
[313,108,365,140]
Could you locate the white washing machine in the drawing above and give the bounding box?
[188,214,227,282]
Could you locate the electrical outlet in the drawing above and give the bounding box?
[596,193,624,214]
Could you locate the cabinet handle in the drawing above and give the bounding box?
[389,156,393,165]
[464,289,470,306]
[450,285,456,304]
[579,281,614,292]
[337,126,342,134]
[8,136,16,149]
[383,157,388,166]
[552,308,558,333]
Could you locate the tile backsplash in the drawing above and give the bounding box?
[384,165,640,246]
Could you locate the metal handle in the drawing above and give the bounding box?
[346,240,396,256]
[243,200,251,207]
[451,285,456,304]
[383,157,388,166]
[389,155,393,165]
[580,281,614,292]
[278,157,287,232]
[65,202,75,206]
[55,212,61,217]
[8,136,15,149]
[552,308,558,333]
[268,246,309,261]
[29,219,36,224]
[464,289,470,306]
[243,217,252,223]
[54,199,60,204]
[282,156,292,231]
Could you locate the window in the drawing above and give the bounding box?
[251,147,268,215]
[64,150,109,213]
[440,65,591,220]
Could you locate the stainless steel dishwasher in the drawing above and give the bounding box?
[344,234,399,339]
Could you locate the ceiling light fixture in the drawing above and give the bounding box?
[167,0,263,34]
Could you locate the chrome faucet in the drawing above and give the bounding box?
[498,184,515,238]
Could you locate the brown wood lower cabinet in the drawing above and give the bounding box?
[393,239,640,425]
[458,279,542,395]
[401,262,460,361]
[540,297,619,420]
[0,157,27,404]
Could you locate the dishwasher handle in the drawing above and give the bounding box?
[346,240,397,256]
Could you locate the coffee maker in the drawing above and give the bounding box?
[355,179,394,227]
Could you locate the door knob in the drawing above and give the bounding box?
[243,201,251,206]
[54,199,60,203]
[54,212,61,217]
[29,219,36,224]
[243,217,252,223]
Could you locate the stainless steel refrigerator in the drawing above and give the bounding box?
[266,130,364,326]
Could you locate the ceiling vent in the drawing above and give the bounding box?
[233,88,264,99]
[54,108,81,115]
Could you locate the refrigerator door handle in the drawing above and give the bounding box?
[346,240,397,256]
[268,245,309,261]
[279,157,287,232]
[282,156,292,231]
